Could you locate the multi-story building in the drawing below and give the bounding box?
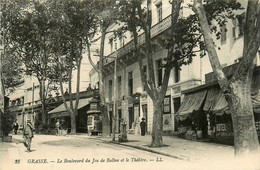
[89,0,259,135]
[8,76,42,129]
[8,54,99,131]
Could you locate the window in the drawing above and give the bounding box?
[109,80,113,101]
[109,38,114,53]
[237,13,245,36]
[128,71,133,95]
[157,59,163,87]
[119,35,124,48]
[96,81,99,89]
[173,97,181,114]
[118,76,122,99]
[221,25,227,45]
[232,27,236,39]
[173,97,181,131]
[143,65,147,80]
[142,104,148,132]
[174,66,180,83]
[143,65,147,91]
[232,18,237,39]
[156,2,162,22]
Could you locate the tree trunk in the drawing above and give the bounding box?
[99,27,111,137]
[101,104,110,137]
[40,80,47,125]
[151,100,164,147]
[228,80,259,156]
[0,53,5,136]
[70,109,77,135]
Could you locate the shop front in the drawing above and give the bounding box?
[48,98,93,134]
[175,89,207,140]
[176,82,260,145]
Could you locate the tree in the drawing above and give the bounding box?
[117,0,201,147]
[117,0,242,147]
[192,0,260,156]
[1,0,61,128]
[87,0,119,139]
[48,0,96,135]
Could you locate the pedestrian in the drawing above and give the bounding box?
[23,120,34,152]
[13,121,19,135]
[140,118,146,136]
[55,119,60,136]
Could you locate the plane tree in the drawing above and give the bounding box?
[117,0,241,147]
[192,0,260,156]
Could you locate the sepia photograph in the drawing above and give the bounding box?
[0,0,260,169]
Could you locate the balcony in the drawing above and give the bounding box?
[104,15,172,68]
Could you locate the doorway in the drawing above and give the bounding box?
[128,107,134,129]
[118,109,122,133]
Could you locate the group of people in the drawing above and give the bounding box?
[12,120,34,152]
[13,117,146,152]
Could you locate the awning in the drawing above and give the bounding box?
[48,98,92,115]
[176,89,207,121]
[203,87,228,115]
[212,92,230,115]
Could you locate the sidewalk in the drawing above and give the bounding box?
[89,134,260,169]
[90,134,234,161]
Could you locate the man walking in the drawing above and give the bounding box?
[23,120,34,151]
[13,121,19,134]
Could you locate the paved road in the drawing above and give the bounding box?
[0,135,193,170]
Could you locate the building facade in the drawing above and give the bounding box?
[89,0,259,135]
[8,76,42,130]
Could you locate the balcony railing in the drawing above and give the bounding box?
[104,15,172,65]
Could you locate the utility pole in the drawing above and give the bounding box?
[112,42,118,141]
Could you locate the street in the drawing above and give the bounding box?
[0,134,193,170]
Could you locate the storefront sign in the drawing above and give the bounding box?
[90,103,97,110]
[163,95,171,114]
